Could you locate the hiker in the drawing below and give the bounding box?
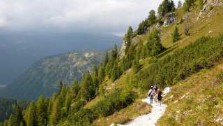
[148,86,153,97]
[153,85,158,103]
[157,89,163,106]
[148,86,156,104]
[150,88,156,104]
[148,86,153,104]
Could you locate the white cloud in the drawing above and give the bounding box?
[0,0,183,33]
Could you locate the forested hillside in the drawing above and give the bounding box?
[0,51,104,100]
[0,98,16,122]
[1,0,223,125]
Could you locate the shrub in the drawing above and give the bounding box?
[137,35,223,89]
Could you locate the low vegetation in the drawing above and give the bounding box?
[157,63,223,125]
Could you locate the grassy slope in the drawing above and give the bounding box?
[157,62,223,126]
[80,4,223,126]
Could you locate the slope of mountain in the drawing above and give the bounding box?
[1,0,223,125]
[0,32,121,85]
[0,51,104,100]
[157,63,223,125]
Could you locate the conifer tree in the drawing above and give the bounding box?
[104,52,109,65]
[158,0,175,17]
[49,96,62,125]
[147,30,165,56]
[24,102,37,126]
[98,66,105,83]
[111,44,118,61]
[137,20,147,35]
[172,26,180,42]
[148,10,157,26]
[65,91,72,114]
[8,104,24,126]
[36,96,47,126]
[80,72,94,102]
[71,81,80,99]
[125,26,133,53]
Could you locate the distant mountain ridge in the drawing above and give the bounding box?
[0,51,104,100]
[0,32,121,85]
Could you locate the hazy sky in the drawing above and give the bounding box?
[0,0,181,36]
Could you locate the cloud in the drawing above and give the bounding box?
[0,0,182,34]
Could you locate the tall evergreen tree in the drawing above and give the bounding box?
[137,20,147,35]
[36,96,47,126]
[172,26,180,42]
[8,104,24,126]
[80,72,94,102]
[24,102,37,126]
[65,91,72,114]
[147,30,165,56]
[148,10,157,26]
[125,26,133,53]
[111,44,118,61]
[158,0,175,17]
[49,96,62,125]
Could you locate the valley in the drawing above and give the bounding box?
[1,0,223,125]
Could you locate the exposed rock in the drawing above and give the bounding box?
[197,0,222,20]
[163,13,176,27]
[119,40,127,58]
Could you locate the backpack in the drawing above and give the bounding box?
[148,89,152,97]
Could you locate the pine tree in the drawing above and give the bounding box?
[36,96,48,126]
[137,20,147,35]
[158,0,175,17]
[65,91,72,114]
[172,26,180,42]
[125,26,133,53]
[24,102,37,126]
[80,72,94,102]
[148,10,157,26]
[147,30,165,56]
[49,96,62,125]
[111,44,118,61]
[8,104,24,126]
[104,52,109,64]
[71,81,80,99]
[58,81,64,95]
[98,66,105,83]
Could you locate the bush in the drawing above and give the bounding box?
[70,108,97,126]
[92,90,135,117]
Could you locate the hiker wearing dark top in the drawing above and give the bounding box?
[157,89,163,106]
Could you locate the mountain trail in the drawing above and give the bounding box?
[110,87,170,126]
